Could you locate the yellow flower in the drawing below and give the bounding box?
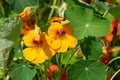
[13,57,18,61]
[49,17,64,23]
[23,26,55,64]
[19,7,34,20]
[47,20,78,53]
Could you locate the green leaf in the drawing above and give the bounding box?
[9,61,36,80]
[0,68,5,78]
[13,42,23,58]
[7,0,39,13]
[0,18,7,27]
[79,36,102,60]
[2,0,10,17]
[65,6,110,40]
[94,0,112,11]
[65,0,75,6]
[0,17,22,42]
[109,5,120,19]
[62,49,78,64]
[67,60,106,80]
[0,39,14,52]
[6,18,23,42]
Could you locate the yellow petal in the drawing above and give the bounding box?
[66,35,78,48]
[57,39,68,53]
[48,22,62,37]
[62,24,73,35]
[23,30,35,47]
[31,48,48,64]
[19,7,33,20]
[43,45,56,59]
[23,48,37,61]
[47,37,61,50]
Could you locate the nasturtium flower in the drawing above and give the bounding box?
[47,18,78,53]
[19,7,34,20]
[21,19,36,35]
[23,25,55,64]
[49,17,64,23]
[102,18,120,42]
[47,64,67,80]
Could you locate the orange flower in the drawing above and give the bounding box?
[47,64,67,80]
[47,18,78,53]
[47,64,58,74]
[23,25,55,64]
[102,19,117,41]
[21,19,36,35]
[116,21,120,36]
[99,49,111,64]
[19,7,34,20]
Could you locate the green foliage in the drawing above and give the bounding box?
[1,0,10,17]
[79,36,102,60]
[67,60,106,80]
[109,5,120,19]
[7,0,39,13]
[13,43,23,58]
[0,68,5,78]
[65,0,76,6]
[9,61,36,80]
[0,17,22,42]
[62,49,78,65]
[0,18,7,27]
[65,5,110,40]
[6,19,22,42]
[0,39,13,52]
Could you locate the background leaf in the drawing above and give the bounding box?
[0,17,22,42]
[67,60,106,80]
[65,5,110,40]
[1,0,10,17]
[9,61,36,80]
[62,49,78,65]
[79,36,102,60]
[109,5,120,19]
[0,39,13,52]
[0,18,7,26]
[7,0,39,13]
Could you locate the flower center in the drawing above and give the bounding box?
[56,30,66,39]
[32,34,45,47]
[33,39,43,47]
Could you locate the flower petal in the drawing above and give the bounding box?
[62,24,73,35]
[19,7,33,20]
[66,35,78,48]
[23,48,37,61]
[48,22,62,37]
[117,22,120,36]
[23,30,35,47]
[43,45,55,59]
[31,48,48,64]
[57,39,68,53]
[47,37,61,50]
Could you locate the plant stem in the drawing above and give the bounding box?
[48,0,57,21]
[111,69,120,80]
[102,10,108,18]
[56,53,63,80]
[64,49,76,69]
[108,56,120,65]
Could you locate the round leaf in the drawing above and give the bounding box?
[65,6,110,40]
[9,61,36,80]
[67,60,106,80]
